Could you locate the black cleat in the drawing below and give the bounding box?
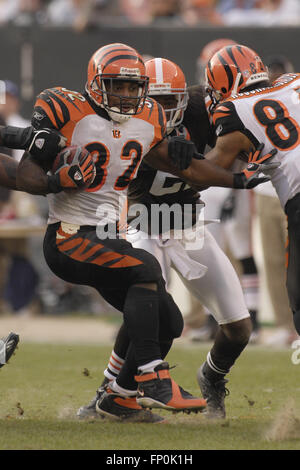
[0,332,19,368]
[77,387,106,419]
[197,364,229,419]
[96,387,165,423]
[135,362,207,413]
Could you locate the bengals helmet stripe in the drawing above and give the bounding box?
[86,43,148,122]
[103,54,144,72]
[206,44,269,105]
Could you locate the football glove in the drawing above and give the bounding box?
[27,128,67,160]
[233,144,279,189]
[47,147,95,193]
[168,135,203,170]
[0,125,66,160]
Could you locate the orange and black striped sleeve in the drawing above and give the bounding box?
[212,100,245,137]
[143,98,167,149]
[31,87,73,131]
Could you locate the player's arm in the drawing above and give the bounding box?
[145,135,277,190]
[145,139,236,188]
[17,151,51,195]
[0,123,68,193]
[204,131,253,169]
[16,88,88,195]
[0,153,18,190]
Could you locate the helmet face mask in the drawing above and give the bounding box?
[145,58,188,133]
[90,74,148,120]
[205,44,269,105]
[86,43,149,123]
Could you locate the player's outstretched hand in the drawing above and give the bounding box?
[233,144,279,189]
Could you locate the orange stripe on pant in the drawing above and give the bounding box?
[56,233,143,268]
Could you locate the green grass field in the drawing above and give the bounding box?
[1,341,300,451]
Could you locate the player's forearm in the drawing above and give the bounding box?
[180,158,235,188]
[0,153,18,190]
[16,152,50,195]
[0,125,33,149]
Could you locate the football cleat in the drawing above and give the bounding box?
[197,364,229,419]
[96,387,165,423]
[77,387,106,419]
[135,362,207,413]
[0,332,19,368]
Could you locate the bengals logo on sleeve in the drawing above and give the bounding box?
[212,101,245,137]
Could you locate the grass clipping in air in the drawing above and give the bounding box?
[265,398,300,441]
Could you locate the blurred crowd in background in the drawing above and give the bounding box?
[0,0,299,30]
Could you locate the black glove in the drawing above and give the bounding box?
[0,125,66,160]
[168,135,202,170]
[27,128,67,160]
[233,144,279,189]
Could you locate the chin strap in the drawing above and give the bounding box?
[107,107,132,123]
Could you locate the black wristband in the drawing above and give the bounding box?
[47,174,62,194]
[0,126,33,150]
[233,173,245,189]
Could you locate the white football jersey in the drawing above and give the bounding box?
[32,87,166,225]
[212,73,300,208]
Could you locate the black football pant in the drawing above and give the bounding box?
[285,193,300,335]
[43,223,183,388]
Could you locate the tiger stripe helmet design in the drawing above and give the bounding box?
[205,44,269,106]
[145,58,188,132]
[86,43,149,123]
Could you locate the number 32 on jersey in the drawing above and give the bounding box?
[84,140,143,192]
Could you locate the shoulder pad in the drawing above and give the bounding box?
[32,87,88,131]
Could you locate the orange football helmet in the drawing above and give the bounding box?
[205,44,269,106]
[86,43,149,123]
[196,38,237,84]
[145,58,188,132]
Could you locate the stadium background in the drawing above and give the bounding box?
[1,25,300,119]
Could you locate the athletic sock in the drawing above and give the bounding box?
[138,359,163,374]
[104,350,125,381]
[202,352,228,383]
[110,379,137,397]
[203,327,249,383]
[123,286,161,366]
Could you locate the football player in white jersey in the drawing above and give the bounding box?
[201,44,300,346]
[77,57,275,420]
[195,39,260,342]
[16,43,277,422]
